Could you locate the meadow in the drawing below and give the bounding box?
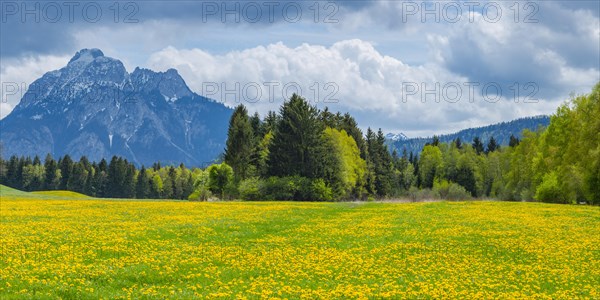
[1,185,599,299]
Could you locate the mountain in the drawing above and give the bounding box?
[385,132,408,142]
[0,49,232,167]
[387,116,551,155]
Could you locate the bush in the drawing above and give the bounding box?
[446,182,472,200]
[188,186,211,201]
[261,176,297,200]
[408,186,435,202]
[259,176,334,201]
[207,163,234,199]
[433,179,451,199]
[433,179,471,200]
[306,179,333,202]
[535,172,569,203]
[239,177,262,201]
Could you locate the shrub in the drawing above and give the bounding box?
[535,172,569,203]
[446,182,472,200]
[433,179,471,200]
[207,163,234,199]
[239,177,262,201]
[433,179,451,199]
[260,176,297,200]
[408,186,435,202]
[188,186,211,201]
[259,176,334,201]
[306,179,333,202]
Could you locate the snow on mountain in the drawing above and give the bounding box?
[0,49,232,166]
[385,132,408,142]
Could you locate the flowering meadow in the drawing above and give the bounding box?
[1,185,599,299]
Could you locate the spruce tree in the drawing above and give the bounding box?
[68,161,88,193]
[365,128,394,196]
[136,166,150,199]
[454,138,463,149]
[44,154,59,190]
[472,137,484,155]
[123,162,137,198]
[59,155,74,190]
[95,159,108,197]
[374,129,394,196]
[224,105,255,181]
[509,134,520,147]
[107,156,125,197]
[267,94,323,178]
[486,137,499,153]
[263,111,279,133]
[340,113,367,159]
[5,156,19,188]
[432,135,440,147]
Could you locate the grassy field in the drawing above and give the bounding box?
[1,185,599,299]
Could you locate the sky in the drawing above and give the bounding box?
[1,0,599,137]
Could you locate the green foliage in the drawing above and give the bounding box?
[472,137,484,155]
[258,176,333,201]
[136,167,150,199]
[238,177,262,201]
[207,163,234,199]
[21,164,44,191]
[419,145,443,189]
[267,94,324,178]
[151,175,163,198]
[486,137,499,153]
[224,105,255,181]
[188,169,211,201]
[501,83,600,204]
[534,172,568,203]
[321,127,367,198]
[433,179,472,201]
[366,128,394,196]
[1,83,598,204]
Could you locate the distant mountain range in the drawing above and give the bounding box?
[386,116,551,155]
[0,49,232,166]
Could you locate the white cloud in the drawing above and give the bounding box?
[146,39,563,136]
[1,0,597,137]
[1,54,70,118]
[0,102,13,119]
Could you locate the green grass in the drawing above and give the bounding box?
[0,184,32,197]
[1,185,599,299]
[1,184,91,200]
[31,190,91,199]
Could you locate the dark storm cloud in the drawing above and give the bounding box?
[0,0,357,59]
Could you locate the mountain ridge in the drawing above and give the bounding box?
[0,48,232,166]
[387,115,551,155]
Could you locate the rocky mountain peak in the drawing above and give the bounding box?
[68,48,105,64]
[1,48,232,166]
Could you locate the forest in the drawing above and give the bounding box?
[1,83,598,204]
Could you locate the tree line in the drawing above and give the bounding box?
[0,155,197,199]
[1,83,598,204]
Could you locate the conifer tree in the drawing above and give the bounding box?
[486,137,499,153]
[509,134,520,147]
[472,137,484,155]
[44,154,59,190]
[59,155,74,190]
[136,166,150,198]
[267,94,323,178]
[224,105,254,181]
